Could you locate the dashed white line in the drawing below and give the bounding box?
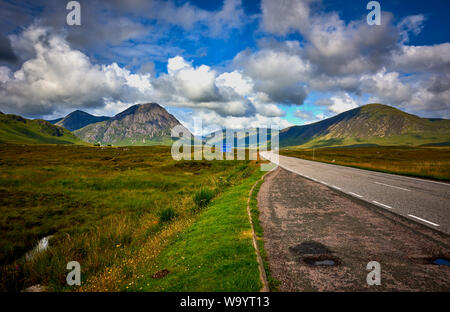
[349,192,363,198]
[372,201,393,209]
[408,214,440,227]
[374,182,411,192]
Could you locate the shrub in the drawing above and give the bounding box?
[193,188,215,211]
[159,207,177,223]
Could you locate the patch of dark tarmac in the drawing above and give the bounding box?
[289,241,332,255]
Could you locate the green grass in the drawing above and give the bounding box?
[127,169,265,292]
[0,144,264,291]
[280,146,450,181]
[0,113,84,145]
[296,133,450,149]
[249,177,280,292]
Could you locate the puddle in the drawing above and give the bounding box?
[25,236,52,261]
[302,255,341,267]
[313,260,336,266]
[432,258,450,266]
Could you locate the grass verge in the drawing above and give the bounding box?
[127,169,266,292]
[249,175,280,292]
[280,146,450,181]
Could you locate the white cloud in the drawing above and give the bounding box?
[391,44,450,73]
[178,109,293,136]
[328,93,359,114]
[233,47,311,105]
[0,25,154,117]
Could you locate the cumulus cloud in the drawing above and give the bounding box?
[257,0,450,117]
[391,44,450,73]
[0,25,153,117]
[327,93,360,114]
[152,54,296,118]
[178,109,293,136]
[101,0,246,38]
[233,45,311,105]
[0,23,292,127]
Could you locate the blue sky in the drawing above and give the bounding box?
[0,0,449,133]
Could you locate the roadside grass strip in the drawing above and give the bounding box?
[131,170,265,291]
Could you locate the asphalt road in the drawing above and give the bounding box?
[260,151,450,235]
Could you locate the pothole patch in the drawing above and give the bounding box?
[289,241,332,255]
[289,241,341,267]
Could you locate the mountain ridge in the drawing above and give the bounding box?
[0,112,84,145]
[279,104,450,148]
[52,110,109,131]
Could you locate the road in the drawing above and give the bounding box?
[260,151,450,235]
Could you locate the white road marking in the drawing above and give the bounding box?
[374,182,411,192]
[372,201,393,209]
[349,192,363,198]
[408,214,440,227]
[331,185,342,190]
[266,152,450,187]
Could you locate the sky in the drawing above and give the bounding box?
[0,0,449,134]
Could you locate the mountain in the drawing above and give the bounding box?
[74,103,190,146]
[47,117,63,124]
[280,104,450,148]
[0,112,85,145]
[52,110,109,131]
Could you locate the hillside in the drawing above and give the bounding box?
[74,103,190,146]
[0,112,85,145]
[52,110,109,131]
[280,104,450,148]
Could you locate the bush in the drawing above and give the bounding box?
[94,143,100,147]
[193,188,215,211]
[159,207,177,223]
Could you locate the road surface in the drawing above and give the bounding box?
[260,151,450,235]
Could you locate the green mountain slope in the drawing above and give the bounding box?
[280,104,450,148]
[74,103,190,146]
[54,110,109,131]
[0,112,85,145]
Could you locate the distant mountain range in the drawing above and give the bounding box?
[0,112,83,145]
[279,104,450,148]
[1,103,448,147]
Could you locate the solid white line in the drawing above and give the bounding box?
[372,201,393,209]
[408,214,440,227]
[271,152,450,187]
[331,185,342,190]
[349,192,363,198]
[374,182,411,192]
